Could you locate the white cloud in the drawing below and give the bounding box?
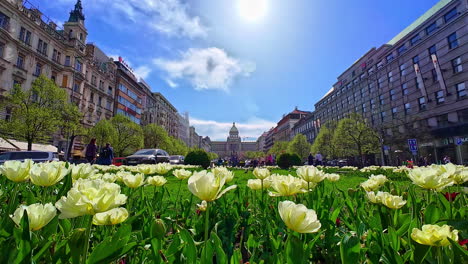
[134,66,152,80]
[154,47,256,92]
[190,117,275,141]
[165,79,178,88]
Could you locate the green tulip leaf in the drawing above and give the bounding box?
[340,234,360,264]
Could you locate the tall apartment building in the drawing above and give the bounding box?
[114,57,143,124]
[153,92,179,138]
[291,113,317,143]
[178,112,190,146]
[273,108,311,142]
[139,79,156,126]
[83,43,115,126]
[313,0,468,164]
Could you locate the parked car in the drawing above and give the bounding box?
[125,149,170,165]
[0,151,59,165]
[169,155,184,165]
[112,157,126,166]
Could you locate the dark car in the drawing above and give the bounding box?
[0,151,59,165]
[169,155,184,165]
[126,149,170,165]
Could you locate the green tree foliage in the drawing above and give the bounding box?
[268,141,289,156]
[185,150,211,168]
[110,114,144,157]
[207,152,219,161]
[143,124,171,149]
[244,151,265,159]
[0,75,79,150]
[277,153,302,169]
[88,119,117,149]
[287,134,311,161]
[333,113,379,165]
[311,121,337,159]
[168,137,189,155]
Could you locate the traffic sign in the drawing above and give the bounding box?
[455,137,463,146]
[408,139,418,152]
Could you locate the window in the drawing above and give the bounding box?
[4,107,11,122]
[90,92,94,102]
[412,55,420,65]
[73,83,80,93]
[388,71,394,82]
[432,69,438,82]
[381,111,386,122]
[16,54,24,69]
[370,99,376,109]
[362,103,367,113]
[353,78,358,85]
[368,82,375,93]
[418,97,426,110]
[377,61,384,69]
[65,56,71,66]
[0,42,4,58]
[19,27,31,45]
[428,45,437,55]
[404,103,411,115]
[0,11,9,30]
[402,83,408,95]
[360,73,366,80]
[435,90,444,104]
[444,7,458,23]
[392,107,398,117]
[400,64,407,76]
[62,75,68,87]
[52,49,61,63]
[398,45,407,54]
[426,22,437,35]
[379,94,385,105]
[452,57,462,73]
[108,86,113,96]
[91,75,97,85]
[361,88,367,97]
[415,77,421,89]
[368,67,375,75]
[386,53,394,63]
[106,100,112,110]
[98,96,102,106]
[456,82,466,98]
[411,34,421,46]
[34,63,41,76]
[37,39,47,55]
[389,89,396,100]
[448,32,458,49]
[75,60,82,72]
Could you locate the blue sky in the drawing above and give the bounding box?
[35,0,440,140]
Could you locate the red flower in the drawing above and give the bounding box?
[336,217,341,227]
[458,239,468,246]
[444,192,460,202]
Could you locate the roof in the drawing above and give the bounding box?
[387,0,453,45]
[0,138,58,152]
[229,122,239,134]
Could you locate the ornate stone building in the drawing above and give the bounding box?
[211,123,258,159]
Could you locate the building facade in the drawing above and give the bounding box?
[273,108,311,142]
[313,0,468,164]
[178,112,190,146]
[82,43,115,126]
[291,113,317,143]
[189,126,199,148]
[152,92,179,138]
[211,123,258,159]
[114,57,143,124]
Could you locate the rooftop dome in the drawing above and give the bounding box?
[229,122,239,135]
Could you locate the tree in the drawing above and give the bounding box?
[311,121,337,159]
[288,134,311,161]
[60,104,84,159]
[168,137,189,155]
[333,113,379,165]
[88,119,117,149]
[207,152,219,161]
[244,151,264,159]
[268,141,290,156]
[110,114,144,157]
[143,124,171,149]
[0,75,70,150]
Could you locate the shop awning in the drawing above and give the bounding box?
[0,138,58,152]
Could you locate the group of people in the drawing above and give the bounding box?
[84,139,114,165]
[308,152,323,166]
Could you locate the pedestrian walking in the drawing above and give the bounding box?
[308,153,314,165]
[85,138,97,164]
[98,143,114,165]
[315,152,323,166]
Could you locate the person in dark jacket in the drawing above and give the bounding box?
[85,138,97,164]
[98,143,114,165]
[308,153,314,165]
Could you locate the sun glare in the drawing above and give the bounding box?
[237,0,268,22]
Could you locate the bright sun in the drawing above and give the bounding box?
[237,0,268,22]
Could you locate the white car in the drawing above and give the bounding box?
[0,151,59,165]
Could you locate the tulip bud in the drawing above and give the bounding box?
[151,219,166,239]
